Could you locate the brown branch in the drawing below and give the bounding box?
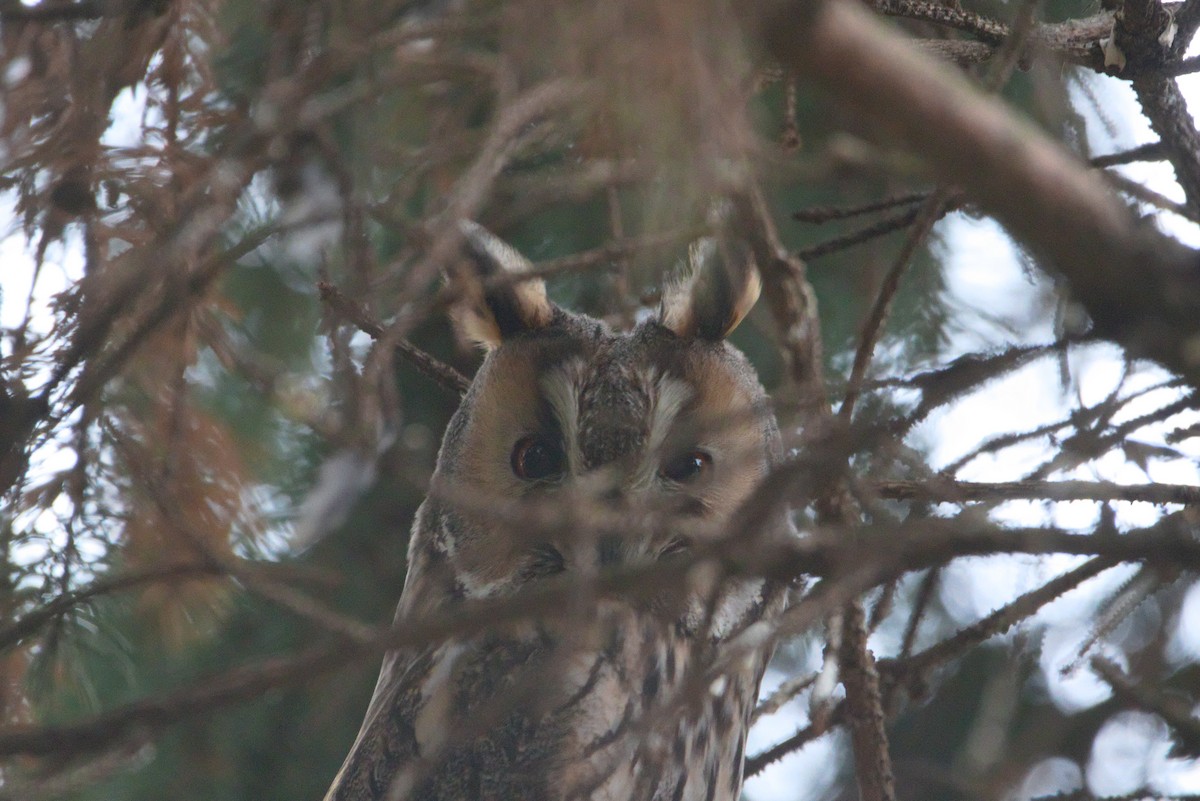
[873,4,1117,68]
[752,671,818,722]
[794,142,1168,265]
[1091,141,1169,167]
[1111,0,1200,211]
[1104,166,1200,222]
[792,193,927,223]
[0,638,356,758]
[731,184,827,408]
[756,0,1200,390]
[897,568,940,662]
[895,556,1117,681]
[1173,0,1200,58]
[882,336,1080,447]
[64,214,271,413]
[840,600,897,801]
[746,701,845,776]
[915,38,997,67]
[840,191,952,420]
[388,78,583,337]
[1093,656,1200,755]
[317,280,470,395]
[797,204,923,262]
[731,185,896,801]
[1129,79,1200,212]
[526,227,708,283]
[749,556,1118,775]
[1165,54,1200,74]
[0,564,222,653]
[875,478,1200,506]
[871,0,1009,44]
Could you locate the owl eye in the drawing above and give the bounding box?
[511,435,565,481]
[660,450,712,483]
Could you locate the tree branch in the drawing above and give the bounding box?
[317,280,470,394]
[874,478,1200,505]
[754,0,1200,389]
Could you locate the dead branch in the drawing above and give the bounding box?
[840,599,897,801]
[875,478,1200,506]
[755,0,1200,390]
[1115,0,1200,212]
[792,193,928,224]
[1093,656,1200,756]
[317,280,470,394]
[0,564,221,653]
[840,191,952,420]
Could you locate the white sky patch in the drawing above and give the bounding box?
[1171,583,1200,665]
[1087,711,1175,796]
[1071,70,1200,246]
[1039,623,1123,712]
[746,666,845,801]
[104,84,151,149]
[1010,756,1084,801]
[936,216,1045,332]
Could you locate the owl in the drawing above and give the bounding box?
[325,222,791,801]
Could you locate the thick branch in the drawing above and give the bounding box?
[755,0,1200,389]
[1113,0,1200,211]
[875,478,1200,506]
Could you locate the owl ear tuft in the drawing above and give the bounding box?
[451,221,556,350]
[659,237,762,340]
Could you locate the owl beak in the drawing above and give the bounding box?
[598,483,625,505]
[577,464,628,507]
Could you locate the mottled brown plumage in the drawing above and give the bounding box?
[325,223,790,801]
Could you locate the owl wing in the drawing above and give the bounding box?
[325,503,784,801]
[325,627,584,801]
[324,500,571,801]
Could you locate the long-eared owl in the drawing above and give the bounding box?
[325,222,791,801]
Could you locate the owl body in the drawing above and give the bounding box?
[326,225,789,801]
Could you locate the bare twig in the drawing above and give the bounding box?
[1091,141,1169,167]
[317,280,470,394]
[875,478,1200,506]
[1093,656,1200,755]
[870,0,1009,44]
[1103,167,1200,223]
[840,600,897,801]
[897,568,940,662]
[756,0,1200,389]
[797,204,927,262]
[792,193,928,223]
[745,701,845,776]
[894,556,1117,681]
[752,671,818,722]
[4,500,1200,759]
[0,564,221,653]
[840,190,952,420]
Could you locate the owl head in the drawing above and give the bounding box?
[415,222,782,622]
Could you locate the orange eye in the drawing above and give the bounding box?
[660,450,712,483]
[511,435,565,481]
